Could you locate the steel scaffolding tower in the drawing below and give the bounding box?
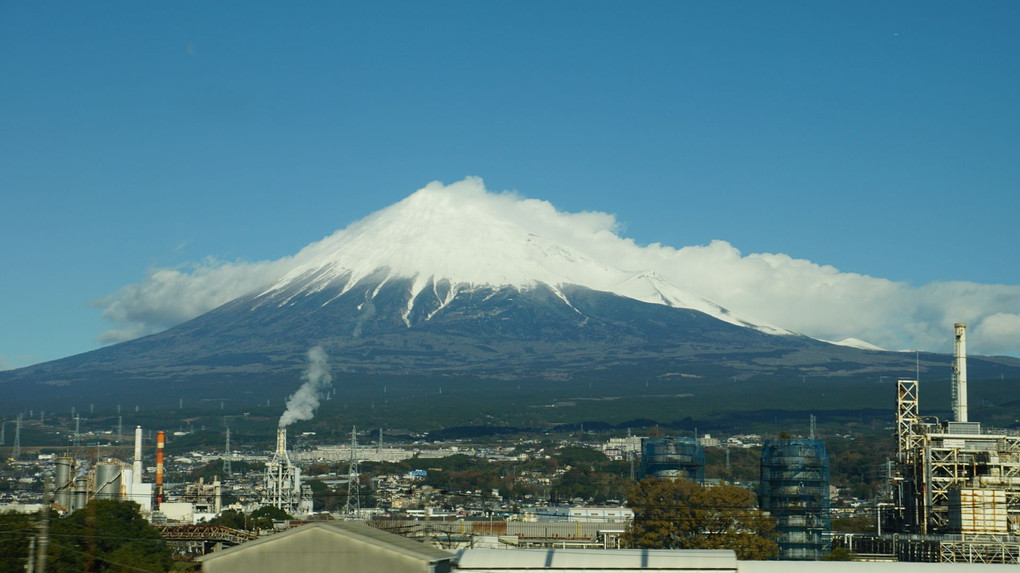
[759,438,831,560]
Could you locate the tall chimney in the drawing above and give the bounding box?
[133,426,143,483]
[953,323,968,423]
[276,427,290,465]
[155,430,165,507]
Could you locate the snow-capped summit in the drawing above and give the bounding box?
[260,177,786,333]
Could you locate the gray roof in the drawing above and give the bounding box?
[198,520,454,564]
[455,548,739,570]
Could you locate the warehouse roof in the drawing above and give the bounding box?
[454,548,739,570]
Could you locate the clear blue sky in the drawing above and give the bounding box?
[2,2,1019,368]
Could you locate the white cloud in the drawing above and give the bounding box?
[92,258,293,343]
[972,313,1020,356]
[93,178,1020,357]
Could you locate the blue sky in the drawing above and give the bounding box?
[2,2,1019,368]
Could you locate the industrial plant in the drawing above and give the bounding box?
[888,323,1020,561]
[826,323,1020,563]
[262,427,312,516]
[51,426,157,515]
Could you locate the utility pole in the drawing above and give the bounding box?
[26,536,35,573]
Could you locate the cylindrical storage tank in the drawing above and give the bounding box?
[759,438,830,560]
[72,476,88,512]
[639,437,705,483]
[121,469,134,498]
[54,456,74,510]
[95,463,122,500]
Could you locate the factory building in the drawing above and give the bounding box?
[52,425,155,515]
[758,438,831,560]
[890,324,1020,562]
[832,324,1020,563]
[639,437,705,483]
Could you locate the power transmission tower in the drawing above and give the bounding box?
[627,429,636,481]
[345,426,360,517]
[223,427,232,476]
[13,415,22,460]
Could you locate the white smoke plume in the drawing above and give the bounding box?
[279,346,333,428]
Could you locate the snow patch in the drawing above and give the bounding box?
[829,337,885,351]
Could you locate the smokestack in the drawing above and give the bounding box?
[133,426,143,483]
[276,427,290,464]
[953,323,968,423]
[155,430,165,507]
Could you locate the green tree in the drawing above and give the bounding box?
[554,446,608,468]
[247,505,292,531]
[48,499,173,572]
[822,547,857,561]
[208,508,246,530]
[831,515,874,533]
[623,478,778,560]
[0,511,34,572]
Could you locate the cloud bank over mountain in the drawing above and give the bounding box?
[92,178,1020,357]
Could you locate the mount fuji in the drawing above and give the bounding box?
[3,179,1019,412]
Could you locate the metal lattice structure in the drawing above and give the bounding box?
[940,537,1020,564]
[12,415,21,460]
[223,427,232,476]
[346,426,361,517]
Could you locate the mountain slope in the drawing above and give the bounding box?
[5,276,1020,412]
[4,179,1020,413]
